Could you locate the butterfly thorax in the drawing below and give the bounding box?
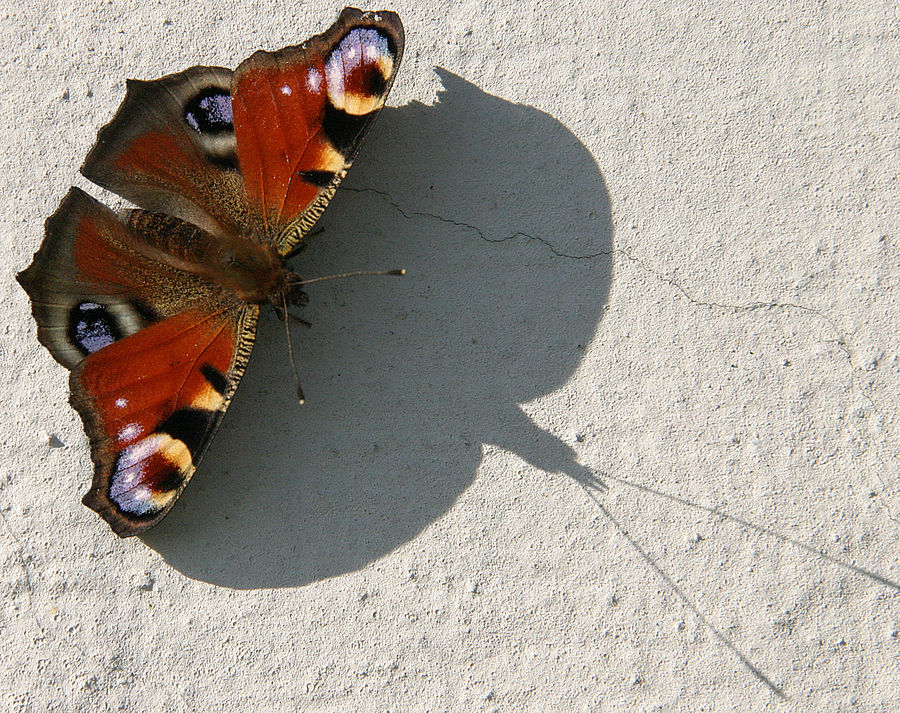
[207,239,284,303]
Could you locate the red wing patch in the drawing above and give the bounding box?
[232,7,404,249]
[74,307,257,536]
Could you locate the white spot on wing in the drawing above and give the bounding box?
[118,423,142,443]
[280,84,292,96]
[306,67,322,93]
[115,397,128,409]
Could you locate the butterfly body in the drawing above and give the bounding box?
[124,208,303,306]
[16,8,404,536]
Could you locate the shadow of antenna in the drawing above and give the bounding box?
[577,475,788,699]
[592,472,900,592]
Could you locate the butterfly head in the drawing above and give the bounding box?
[278,270,310,310]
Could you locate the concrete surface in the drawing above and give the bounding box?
[1,1,897,710]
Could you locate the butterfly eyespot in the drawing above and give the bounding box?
[183,88,234,135]
[109,438,185,517]
[324,28,393,118]
[68,301,121,356]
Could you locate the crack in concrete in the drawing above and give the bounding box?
[614,247,874,397]
[345,187,896,522]
[343,187,614,260]
[610,248,896,524]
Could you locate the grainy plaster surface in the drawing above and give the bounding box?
[1,1,898,711]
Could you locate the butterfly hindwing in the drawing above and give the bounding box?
[17,188,259,536]
[80,66,249,242]
[17,188,201,369]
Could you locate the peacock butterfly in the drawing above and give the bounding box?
[16,8,405,537]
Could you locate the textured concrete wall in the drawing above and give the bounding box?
[1,1,897,710]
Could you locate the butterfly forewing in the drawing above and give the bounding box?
[232,7,404,253]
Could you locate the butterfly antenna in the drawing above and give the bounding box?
[281,293,306,404]
[286,269,406,287]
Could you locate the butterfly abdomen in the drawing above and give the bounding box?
[126,209,284,304]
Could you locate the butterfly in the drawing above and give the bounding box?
[16,8,405,537]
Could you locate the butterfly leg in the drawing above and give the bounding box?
[271,300,311,328]
[288,312,312,329]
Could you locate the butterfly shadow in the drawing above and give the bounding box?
[142,69,614,588]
